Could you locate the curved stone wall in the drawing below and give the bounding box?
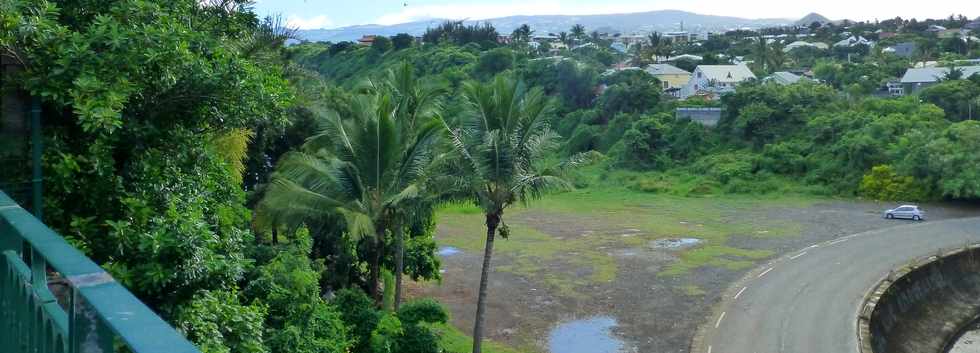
[858,245,980,353]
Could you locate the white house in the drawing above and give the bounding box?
[783,41,829,52]
[680,64,757,99]
[834,36,874,48]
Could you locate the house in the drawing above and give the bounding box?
[619,34,648,45]
[834,36,874,48]
[765,71,807,85]
[966,18,980,30]
[532,34,559,43]
[357,35,377,46]
[883,42,917,58]
[783,41,829,52]
[610,42,628,54]
[900,65,980,93]
[645,64,692,98]
[886,81,904,96]
[680,64,757,99]
[676,107,722,127]
[667,54,703,62]
[926,24,947,33]
[663,31,692,43]
[938,29,971,39]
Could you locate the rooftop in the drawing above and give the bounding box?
[900,66,980,83]
[645,64,691,76]
[696,64,757,83]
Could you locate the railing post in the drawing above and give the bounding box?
[69,290,113,353]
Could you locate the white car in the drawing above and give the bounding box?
[883,205,925,221]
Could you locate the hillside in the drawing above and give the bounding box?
[795,12,832,26]
[297,10,792,42]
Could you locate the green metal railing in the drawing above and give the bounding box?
[0,191,201,353]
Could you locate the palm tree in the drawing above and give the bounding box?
[590,30,601,44]
[570,24,586,42]
[752,36,783,74]
[377,62,444,309]
[510,24,533,43]
[558,31,570,47]
[438,75,572,353]
[258,86,441,305]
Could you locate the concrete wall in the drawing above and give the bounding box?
[858,245,980,353]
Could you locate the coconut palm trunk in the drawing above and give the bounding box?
[394,223,405,309]
[473,212,500,353]
[370,226,385,303]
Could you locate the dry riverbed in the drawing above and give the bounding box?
[407,188,980,353]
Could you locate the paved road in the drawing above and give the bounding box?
[698,217,980,353]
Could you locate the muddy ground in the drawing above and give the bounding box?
[407,200,980,353]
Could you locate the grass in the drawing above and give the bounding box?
[429,322,533,353]
[435,167,820,296]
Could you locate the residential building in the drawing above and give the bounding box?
[667,54,703,62]
[645,64,692,98]
[357,35,377,46]
[663,31,692,43]
[532,34,559,43]
[938,29,971,39]
[900,65,980,93]
[783,41,829,52]
[834,35,874,48]
[680,64,757,99]
[886,81,904,96]
[619,34,648,46]
[883,42,917,58]
[610,42,628,54]
[765,71,807,85]
[966,18,980,30]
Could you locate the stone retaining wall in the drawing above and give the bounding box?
[858,244,980,353]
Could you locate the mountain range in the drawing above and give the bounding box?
[296,10,799,43]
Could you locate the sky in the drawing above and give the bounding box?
[251,0,980,30]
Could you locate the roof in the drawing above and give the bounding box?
[767,71,803,85]
[884,42,917,58]
[645,64,690,76]
[696,64,757,83]
[668,54,703,62]
[900,66,980,83]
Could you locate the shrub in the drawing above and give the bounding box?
[691,153,758,184]
[859,165,927,201]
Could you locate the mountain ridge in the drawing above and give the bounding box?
[297,10,795,42]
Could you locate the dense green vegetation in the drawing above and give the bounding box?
[3,1,979,353]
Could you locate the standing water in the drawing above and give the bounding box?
[437,246,461,256]
[548,316,624,353]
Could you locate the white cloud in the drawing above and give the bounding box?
[286,14,333,29]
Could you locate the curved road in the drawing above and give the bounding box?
[697,217,980,353]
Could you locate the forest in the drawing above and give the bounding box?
[1,1,979,353]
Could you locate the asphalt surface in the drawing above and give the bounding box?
[698,217,980,353]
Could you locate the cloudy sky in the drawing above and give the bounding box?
[251,0,980,29]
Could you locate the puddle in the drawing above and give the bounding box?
[548,316,624,353]
[650,238,703,249]
[437,246,461,256]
